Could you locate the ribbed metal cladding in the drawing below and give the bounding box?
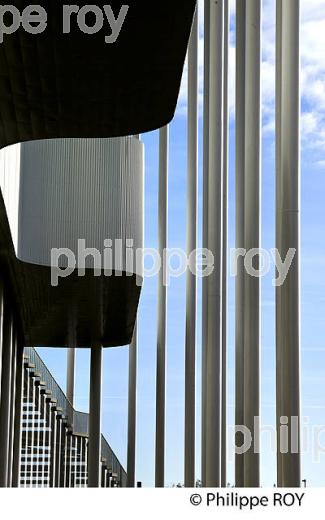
[17,137,144,274]
[0,137,144,275]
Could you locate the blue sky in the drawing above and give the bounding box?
[38,0,325,487]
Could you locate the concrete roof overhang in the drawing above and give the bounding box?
[0,0,197,148]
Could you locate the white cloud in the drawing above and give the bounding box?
[301,0,325,21]
[302,112,318,135]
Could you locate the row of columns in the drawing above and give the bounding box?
[0,258,137,487]
[153,0,230,487]
[66,333,138,488]
[0,281,24,488]
[200,0,301,487]
[20,360,61,486]
[19,350,123,487]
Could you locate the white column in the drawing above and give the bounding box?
[67,318,76,416]
[127,323,137,487]
[235,0,245,487]
[205,0,224,488]
[221,0,229,489]
[22,364,30,488]
[66,349,75,407]
[243,0,261,487]
[45,398,52,487]
[185,5,198,488]
[34,383,41,486]
[63,423,67,487]
[79,435,83,487]
[201,0,210,487]
[12,340,24,487]
[49,406,57,487]
[155,126,168,488]
[85,437,88,487]
[126,132,141,488]
[235,0,262,488]
[276,0,301,488]
[88,345,102,487]
[29,372,36,487]
[23,365,31,487]
[56,415,64,487]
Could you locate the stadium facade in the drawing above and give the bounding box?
[21,347,126,488]
[0,0,302,489]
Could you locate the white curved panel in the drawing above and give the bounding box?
[0,137,144,274]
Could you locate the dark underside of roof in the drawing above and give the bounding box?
[0,193,141,348]
[0,0,197,148]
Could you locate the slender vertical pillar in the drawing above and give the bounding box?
[55,414,63,487]
[221,0,229,489]
[8,327,17,486]
[127,323,137,487]
[235,0,245,488]
[68,434,73,488]
[40,392,46,487]
[65,432,72,487]
[276,0,301,488]
[242,0,261,487]
[28,370,36,487]
[44,396,52,487]
[12,340,24,487]
[78,436,82,487]
[34,381,41,486]
[235,0,261,488]
[82,436,86,487]
[62,423,67,487]
[66,349,75,407]
[72,435,78,487]
[184,5,198,489]
[107,469,112,488]
[27,368,37,487]
[76,436,83,487]
[0,309,13,487]
[85,437,89,487]
[201,0,210,488]
[205,0,224,488]
[155,126,168,488]
[21,361,29,487]
[88,345,102,487]
[101,462,106,488]
[62,424,67,487]
[49,406,57,487]
[24,367,33,487]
